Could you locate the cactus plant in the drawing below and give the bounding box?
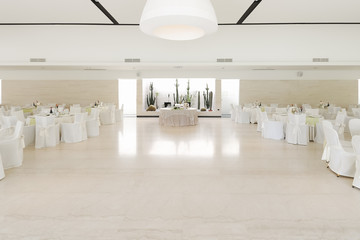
[146,82,156,108]
[209,91,213,111]
[202,84,213,110]
[175,79,180,104]
[185,80,192,105]
[197,91,200,110]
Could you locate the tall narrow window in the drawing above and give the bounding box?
[221,79,240,116]
[118,79,137,116]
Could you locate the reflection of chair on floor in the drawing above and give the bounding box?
[35,116,60,149]
[286,113,308,145]
[0,121,25,169]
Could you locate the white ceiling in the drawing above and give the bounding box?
[0,0,360,80]
[0,0,359,24]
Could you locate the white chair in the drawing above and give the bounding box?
[275,108,287,114]
[351,136,360,189]
[35,116,60,149]
[270,104,278,108]
[262,116,284,141]
[70,106,81,114]
[115,104,124,122]
[236,107,250,124]
[1,116,17,129]
[256,108,264,132]
[10,110,25,122]
[349,119,360,137]
[0,121,25,169]
[100,105,116,125]
[0,154,5,180]
[286,113,309,145]
[321,120,335,162]
[352,108,360,118]
[324,126,356,177]
[61,113,88,143]
[23,125,36,147]
[333,112,346,136]
[86,108,100,137]
[230,104,236,121]
[305,108,319,116]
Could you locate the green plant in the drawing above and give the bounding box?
[203,84,213,110]
[197,91,200,110]
[185,80,192,103]
[173,79,185,104]
[146,82,156,107]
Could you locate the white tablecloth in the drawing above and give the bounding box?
[159,108,198,127]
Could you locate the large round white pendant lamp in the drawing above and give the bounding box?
[140,0,218,41]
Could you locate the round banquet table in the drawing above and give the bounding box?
[159,108,198,127]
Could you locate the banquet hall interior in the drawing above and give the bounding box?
[1,0,360,239]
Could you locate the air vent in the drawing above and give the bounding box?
[217,58,233,63]
[30,58,46,62]
[252,68,276,71]
[312,58,329,62]
[84,68,106,71]
[124,58,141,63]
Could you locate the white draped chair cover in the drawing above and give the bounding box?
[333,112,346,136]
[236,107,250,124]
[61,113,88,143]
[261,111,284,140]
[230,104,236,121]
[321,120,335,162]
[115,104,124,122]
[351,136,360,189]
[324,126,356,177]
[10,110,25,122]
[1,116,17,129]
[70,106,81,114]
[100,105,116,125]
[286,113,309,145]
[87,108,100,137]
[35,116,60,149]
[0,154,4,180]
[349,119,360,137]
[352,108,360,118]
[0,121,25,169]
[305,108,320,116]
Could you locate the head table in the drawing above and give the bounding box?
[159,108,198,127]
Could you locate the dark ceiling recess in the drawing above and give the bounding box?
[90,0,119,24]
[237,0,262,24]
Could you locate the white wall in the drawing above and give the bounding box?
[240,80,358,108]
[0,25,359,64]
[2,80,118,106]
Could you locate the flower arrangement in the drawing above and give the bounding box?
[319,100,330,109]
[32,100,41,108]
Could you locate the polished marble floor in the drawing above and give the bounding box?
[1,117,360,240]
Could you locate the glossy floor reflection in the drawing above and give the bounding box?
[1,117,360,240]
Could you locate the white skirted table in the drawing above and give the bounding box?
[159,108,198,127]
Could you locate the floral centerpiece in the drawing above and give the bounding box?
[319,100,330,109]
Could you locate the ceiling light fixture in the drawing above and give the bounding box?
[140,0,218,41]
